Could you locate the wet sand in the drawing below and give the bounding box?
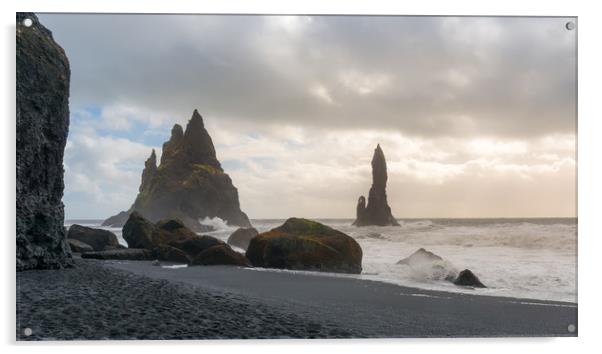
[16,258,577,340]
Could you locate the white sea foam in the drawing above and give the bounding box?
[68,218,577,303]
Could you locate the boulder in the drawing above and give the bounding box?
[122,212,158,249]
[103,109,251,231]
[16,13,73,270]
[353,145,399,227]
[153,245,191,264]
[192,244,252,267]
[168,235,224,257]
[81,248,153,261]
[227,227,259,250]
[122,212,224,263]
[453,269,486,288]
[67,239,93,253]
[246,218,363,274]
[67,224,120,251]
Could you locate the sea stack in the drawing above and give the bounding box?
[353,144,400,227]
[103,110,252,231]
[16,13,74,270]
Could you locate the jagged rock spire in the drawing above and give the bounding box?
[139,149,157,193]
[353,144,399,227]
[103,109,251,231]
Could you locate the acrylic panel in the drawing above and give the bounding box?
[16,12,577,340]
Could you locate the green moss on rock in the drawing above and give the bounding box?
[246,218,362,274]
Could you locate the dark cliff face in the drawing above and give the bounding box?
[353,145,400,227]
[16,13,74,270]
[103,110,251,231]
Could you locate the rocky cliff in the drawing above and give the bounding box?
[103,110,251,231]
[353,144,400,227]
[16,13,73,270]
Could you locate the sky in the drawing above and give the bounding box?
[38,14,577,220]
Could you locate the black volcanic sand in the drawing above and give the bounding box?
[16,258,354,340]
[17,258,577,340]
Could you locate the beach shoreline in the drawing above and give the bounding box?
[16,257,577,340]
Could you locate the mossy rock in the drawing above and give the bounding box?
[246,218,362,274]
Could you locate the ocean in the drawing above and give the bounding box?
[65,217,577,303]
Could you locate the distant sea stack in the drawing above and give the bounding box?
[16,13,74,270]
[353,144,400,227]
[103,110,252,231]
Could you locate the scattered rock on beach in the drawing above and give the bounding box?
[453,269,486,288]
[67,224,120,251]
[102,109,251,231]
[246,218,363,274]
[67,239,93,253]
[121,212,249,266]
[227,227,259,250]
[81,248,154,261]
[122,212,157,249]
[16,13,73,270]
[192,244,252,267]
[169,235,224,256]
[153,245,191,264]
[353,145,400,227]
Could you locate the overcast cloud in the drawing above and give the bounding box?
[38,14,577,219]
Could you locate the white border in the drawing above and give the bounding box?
[3,0,601,353]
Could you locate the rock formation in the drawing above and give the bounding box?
[453,269,486,288]
[16,13,73,270]
[118,212,251,266]
[246,218,363,274]
[353,144,400,227]
[103,110,251,231]
[67,225,121,251]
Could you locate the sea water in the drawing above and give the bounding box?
[65,217,577,303]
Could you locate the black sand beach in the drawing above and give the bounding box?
[16,258,577,340]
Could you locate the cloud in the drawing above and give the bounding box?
[35,14,576,218]
[40,14,576,138]
[63,123,159,219]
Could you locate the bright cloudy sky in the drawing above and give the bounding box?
[38,14,577,220]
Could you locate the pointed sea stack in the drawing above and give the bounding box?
[353,144,400,227]
[103,110,252,231]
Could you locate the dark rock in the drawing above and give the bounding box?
[397,248,443,265]
[246,218,363,274]
[103,109,251,231]
[227,227,259,250]
[453,269,486,288]
[81,249,153,261]
[153,245,191,264]
[122,212,156,249]
[67,224,120,251]
[353,145,400,227]
[192,244,252,267]
[67,239,93,253]
[168,235,224,258]
[122,212,224,263]
[16,13,73,270]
